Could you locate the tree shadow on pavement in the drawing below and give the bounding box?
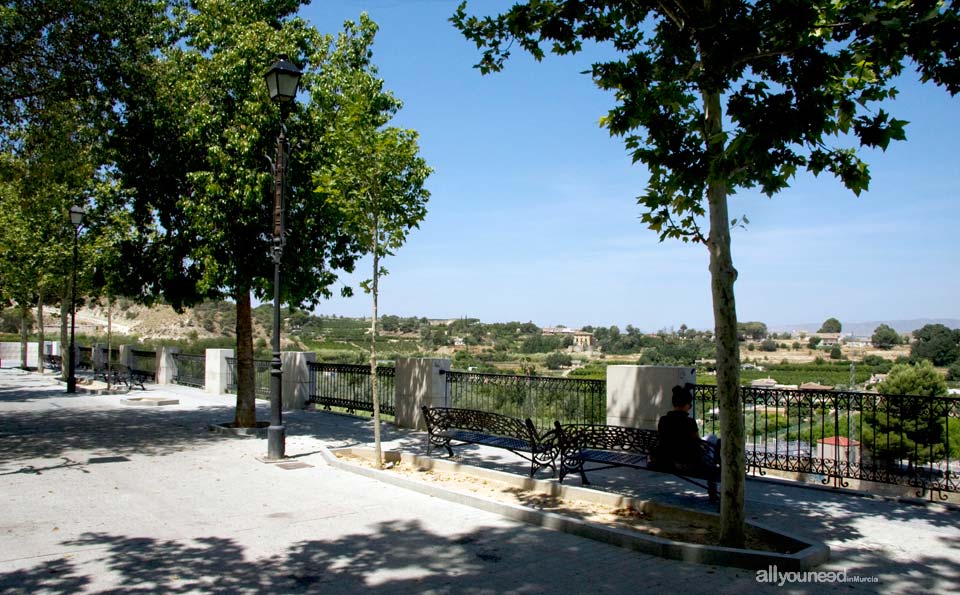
[0,517,957,594]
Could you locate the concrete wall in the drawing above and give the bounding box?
[281,351,315,411]
[394,357,450,430]
[156,347,179,385]
[606,365,696,430]
[205,349,235,395]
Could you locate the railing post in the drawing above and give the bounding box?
[205,348,235,395]
[605,365,696,430]
[394,357,450,430]
[156,346,179,385]
[280,351,315,410]
[118,344,134,371]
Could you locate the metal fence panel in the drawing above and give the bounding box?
[225,357,272,399]
[694,384,960,498]
[443,371,605,433]
[172,353,205,388]
[306,363,396,416]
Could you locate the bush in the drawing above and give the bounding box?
[829,345,842,360]
[545,352,573,370]
[760,339,777,352]
[947,361,960,382]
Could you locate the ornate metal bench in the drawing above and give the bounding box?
[421,406,558,478]
[43,354,62,372]
[112,364,151,390]
[554,422,719,499]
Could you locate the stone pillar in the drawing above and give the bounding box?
[91,343,105,370]
[606,365,696,430]
[118,344,135,369]
[0,343,19,367]
[394,357,451,430]
[280,351,315,410]
[156,346,179,385]
[205,348,235,395]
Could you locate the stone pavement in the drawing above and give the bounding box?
[0,368,957,594]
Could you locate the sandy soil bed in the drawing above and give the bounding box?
[335,452,789,552]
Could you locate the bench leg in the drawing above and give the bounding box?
[579,469,591,485]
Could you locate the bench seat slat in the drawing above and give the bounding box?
[579,449,648,468]
[444,431,532,452]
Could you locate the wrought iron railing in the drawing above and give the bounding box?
[443,370,606,433]
[172,353,205,388]
[306,362,396,416]
[225,357,271,399]
[693,384,960,500]
[130,349,156,379]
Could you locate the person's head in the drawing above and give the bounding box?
[671,384,694,410]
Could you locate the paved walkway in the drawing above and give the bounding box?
[0,369,957,594]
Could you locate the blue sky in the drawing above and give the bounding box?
[299,0,959,331]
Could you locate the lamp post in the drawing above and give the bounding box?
[264,55,301,460]
[66,205,84,393]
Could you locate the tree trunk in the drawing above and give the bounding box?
[234,289,257,427]
[107,297,112,377]
[36,291,44,374]
[37,290,47,374]
[703,88,746,549]
[370,220,382,469]
[59,284,69,382]
[19,302,29,370]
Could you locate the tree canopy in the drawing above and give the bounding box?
[818,318,842,334]
[871,324,901,350]
[911,324,960,366]
[107,6,429,426]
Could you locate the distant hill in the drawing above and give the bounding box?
[769,319,960,337]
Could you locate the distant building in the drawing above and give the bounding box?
[800,382,834,391]
[816,436,860,465]
[573,332,594,349]
[543,327,596,352]
[814,333,843,347]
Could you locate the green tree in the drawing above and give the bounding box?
[0,0,163,132]
[947,361,960,382]
[808,337,823,349]
[453,0,960,547]
[910,324,960,366]
[760,339,777,352]
[110,4,387,427]
[317,15,431,467]
[871,324,902,350]
[737,322,768,341]
[863,361,950,466]
[545,352,573,370]
[819,318,842,333]
[877,360,949,397]
[829,345,843,360]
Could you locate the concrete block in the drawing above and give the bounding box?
[156,346,179,385]
[280,351,315,410]
[394,357,450,430]
[205,348,235,395]
[606,365,696,430]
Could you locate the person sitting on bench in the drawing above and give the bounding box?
[650,383,720,500]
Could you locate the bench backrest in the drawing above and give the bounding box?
[422,407,539,442]
[555,423,660,455]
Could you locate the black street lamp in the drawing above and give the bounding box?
[264,55,301,460]
[66,205,84,393]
